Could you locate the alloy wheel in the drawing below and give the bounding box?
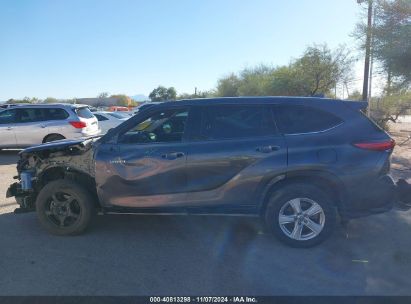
[44,192,81,228]
[278,197,325,241]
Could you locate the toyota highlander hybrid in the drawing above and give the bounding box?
[7,97,403,247]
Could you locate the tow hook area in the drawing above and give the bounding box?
[394,179,411,211]
[7,180,36,214]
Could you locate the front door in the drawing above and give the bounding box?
[95,107,190,208]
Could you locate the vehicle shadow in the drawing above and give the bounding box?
[0,150,20,165]
[1,209,411,295]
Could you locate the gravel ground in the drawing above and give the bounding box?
[0,125,410,296]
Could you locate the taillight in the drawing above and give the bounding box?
[353,139,395,151]
[69,121,87,129]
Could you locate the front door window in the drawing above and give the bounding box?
[119,108,188,144]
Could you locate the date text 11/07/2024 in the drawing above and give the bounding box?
[149,296,258,303]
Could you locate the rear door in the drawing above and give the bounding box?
[14,108,50,146]
[184,104,287,209]
[41,107,71,136]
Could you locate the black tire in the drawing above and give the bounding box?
[43,134,65,143]
[264,183,336,248]
[35,179,94,236]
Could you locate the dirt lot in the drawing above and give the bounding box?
[0,124,410,296]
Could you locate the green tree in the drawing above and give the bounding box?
[347,90,363,100]
[266,65,307,96]
[237,65,273,96]
[375,0,411,89]
[43,97,58,103]
[6,98,26,104]
[371,90,411,129]
[7,97,39,104]
[216,74,240,97]
[97,92,110,98]
[214,44,354,97]
[354,0,411,91]
[177,89,214,100]
[291,44,354,96]
[110,94,131,106]
[149,86,177,101]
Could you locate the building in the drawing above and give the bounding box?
[75,97,124,107]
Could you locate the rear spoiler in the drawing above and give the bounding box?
[342,100,368,111]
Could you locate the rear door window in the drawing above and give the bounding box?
[273,105,343,134]
[195,105,277,140]
[75,107,94,119]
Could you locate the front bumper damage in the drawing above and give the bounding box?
[6,138,96,214]
[7,180,36,213]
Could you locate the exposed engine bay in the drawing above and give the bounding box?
[7,138,97,211]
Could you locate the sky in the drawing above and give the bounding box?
[0,0,366,100]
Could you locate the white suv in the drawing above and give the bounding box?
[0,104,100,149]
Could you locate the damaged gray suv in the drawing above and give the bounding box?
[7,97,400,247]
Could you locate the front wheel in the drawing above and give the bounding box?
[264,183,337,248]
[35,180,94,235]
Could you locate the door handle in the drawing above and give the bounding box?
[256,145,280,153]
[161,152,185,160]
[6,127,12,131]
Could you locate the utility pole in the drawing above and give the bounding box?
[358,0,373,102]
[367,6,377,116]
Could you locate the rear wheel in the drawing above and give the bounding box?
[264,183,336,248]
[35,180,94,235]
[43,134,65,143]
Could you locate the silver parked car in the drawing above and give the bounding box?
[0,103,100,149]
[93,111,129,134]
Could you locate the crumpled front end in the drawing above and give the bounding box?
[7,138,96,212]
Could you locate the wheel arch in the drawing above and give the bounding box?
[37,166,100,208]
[42,133,65,143]
[258,170,347,217]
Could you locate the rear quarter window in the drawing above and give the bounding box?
[75,107,94,119]
[358,109,385,132]
[273,105,343,134]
